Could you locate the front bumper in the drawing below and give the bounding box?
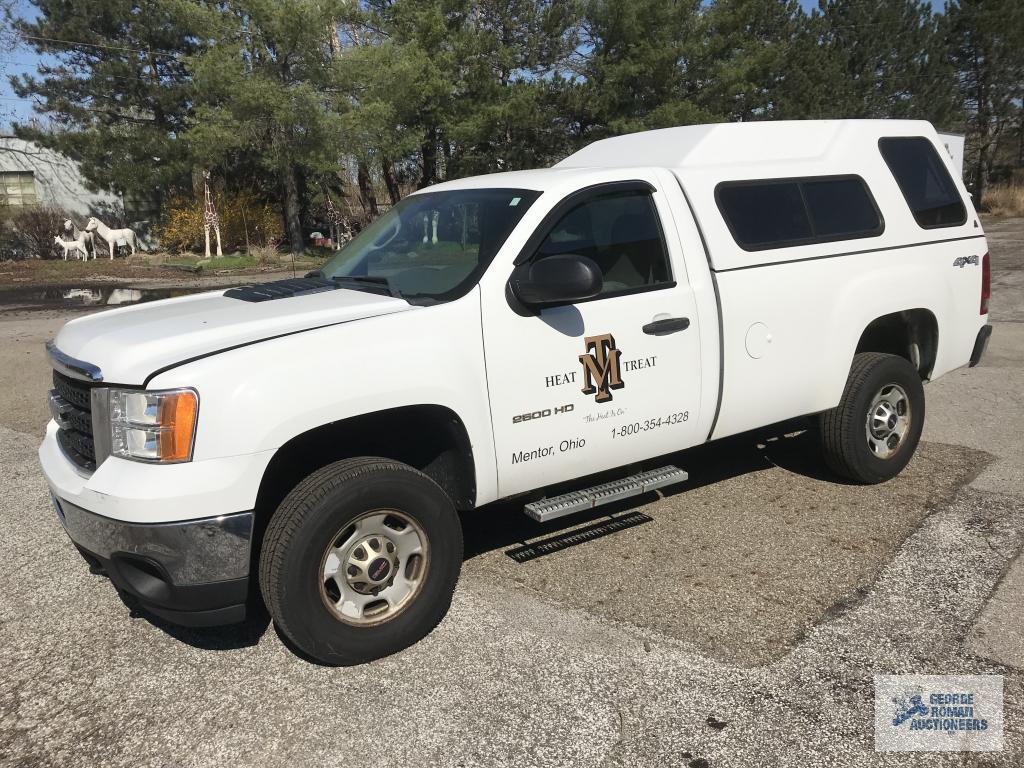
[52,494,253,626]
[39,422,271,627]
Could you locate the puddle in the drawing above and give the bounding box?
[0,284,213,312]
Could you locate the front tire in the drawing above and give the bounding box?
[259,457,463,665]
[820,352,925,484]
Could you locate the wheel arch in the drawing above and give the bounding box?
[252,404,477,556]
[854,308,939,380]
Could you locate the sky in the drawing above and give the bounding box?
[0,0,48,132]
[0,0,950,133]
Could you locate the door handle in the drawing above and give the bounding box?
[642,317,690,335]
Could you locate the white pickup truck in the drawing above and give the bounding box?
[40,120,992,664]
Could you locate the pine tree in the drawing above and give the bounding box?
[797,0,956,124]
[10,0,199,202]
[355,0,463,188]
[574,0,712,139]
[330,16,443,199]
[343,0,580,185]
[698,0,807,121]
[183,0,349,252]
[441,0,582,175]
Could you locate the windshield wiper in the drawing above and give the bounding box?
[329,275,403,299]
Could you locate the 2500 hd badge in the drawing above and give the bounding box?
[512,404,574,424]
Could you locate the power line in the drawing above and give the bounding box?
[6,66,186,82]
[19,34,184,59]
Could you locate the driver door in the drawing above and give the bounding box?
[481,177,705,498]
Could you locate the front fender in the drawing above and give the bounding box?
[148,289,498,505]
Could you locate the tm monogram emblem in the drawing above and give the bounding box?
[579,333,624,402]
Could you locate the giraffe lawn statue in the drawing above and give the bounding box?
[323,188,345,251]
[422,210,439,245]
[203,170,223,258]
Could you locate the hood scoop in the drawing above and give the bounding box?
[223,277,340,302]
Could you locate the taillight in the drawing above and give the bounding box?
[981,252,991,315]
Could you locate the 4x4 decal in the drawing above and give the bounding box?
[953,255,979,268]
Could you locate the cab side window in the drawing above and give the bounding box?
[534,190,673,297]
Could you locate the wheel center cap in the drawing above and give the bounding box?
[368,556,391,582]
[873,404,896,436]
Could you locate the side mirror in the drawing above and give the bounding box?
[510,254,603,309]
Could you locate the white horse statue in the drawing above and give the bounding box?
[54,233,91,261]
[85,217,139,260]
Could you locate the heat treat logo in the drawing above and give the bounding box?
[579,333,624,403]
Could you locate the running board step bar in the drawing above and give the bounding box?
[524,466,688,523]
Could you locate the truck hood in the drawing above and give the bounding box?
[52,285,415,384]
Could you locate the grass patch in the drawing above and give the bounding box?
[983,183,1024,218]
[166,253,259,270]
[1,258,139,284]
[1,248,330,286]
[167,250,329,272]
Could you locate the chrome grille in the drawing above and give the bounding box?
[51,370,97,471]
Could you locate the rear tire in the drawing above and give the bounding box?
[820,352,925,484]
[259,457,462,665]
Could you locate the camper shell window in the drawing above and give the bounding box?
[715,175,884,251]
[878,137,968,229]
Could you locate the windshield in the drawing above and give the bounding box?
[319,188,541,304]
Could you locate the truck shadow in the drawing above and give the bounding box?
[116,590,272,651]
[121,418,840,650]
[461,417,849,560]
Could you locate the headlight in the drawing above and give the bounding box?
[102,388,198,463]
